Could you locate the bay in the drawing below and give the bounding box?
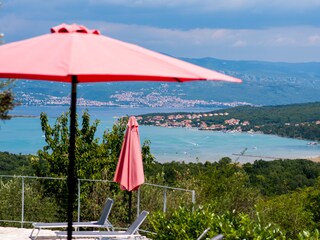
[0,106,319,163]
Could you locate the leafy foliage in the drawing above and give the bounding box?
[30,110,155,223]
[33,110,155,180]
[211,102,320,125]
[0,152,34,175]
[243,159,320,196]
[33,110,103,179]
[149,206,286,240]
[255,190,315,239]
[0,178,59,227]
[0,79,16,120]
[145,158,320,239]
[144,158,258,215]
[2,148,320,238]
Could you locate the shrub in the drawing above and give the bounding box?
[148,205,286,240]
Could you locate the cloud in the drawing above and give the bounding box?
[95,23,233,48]
[2,0,320,34]
[1,0,320,63]
[6,0,320,14]
[233,40,247,48]
[93,23,320,62]
[89,0,320,11]
[0,14,58,41]
[2,11,320,62]
[308,35,320,45]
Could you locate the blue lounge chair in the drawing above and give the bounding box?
[55,210,149,239]
[30,198,114,240]
[197,228,224,240]
[211,234,224,240]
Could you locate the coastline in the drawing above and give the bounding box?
[307,156,320,163]
[10,115,38,118]
[2,106,319,163]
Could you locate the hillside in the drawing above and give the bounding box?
[11,57,320,107]
[137,102,320,141]
[205,102,320,125]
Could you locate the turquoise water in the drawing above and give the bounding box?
[0,106,319,163]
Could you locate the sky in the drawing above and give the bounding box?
[1,0,320,63]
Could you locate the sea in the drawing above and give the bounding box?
[0,106,319,164]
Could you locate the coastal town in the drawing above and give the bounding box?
[17,90,250,109]
[15,80,251,108]
[136,112,252,133]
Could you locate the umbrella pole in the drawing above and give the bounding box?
[67,76,78,240]
[128,191,132,223]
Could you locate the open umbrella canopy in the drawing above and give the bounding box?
[114,116,144,192]
[0,23,241,83]
[0,23,241,239]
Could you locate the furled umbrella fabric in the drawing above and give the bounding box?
[114,116,144,192]
[0,23,241,240]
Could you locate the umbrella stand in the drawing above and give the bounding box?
[67,75,78,240]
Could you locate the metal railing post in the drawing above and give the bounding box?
[77,179,81,222]
[163,188,167,213]
[191,190,196,212]
[21,176,25,228]
[137,188,140,217]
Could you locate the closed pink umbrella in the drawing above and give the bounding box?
[114,116,144,191]
[0,23,241,239]
[114,116,144,222]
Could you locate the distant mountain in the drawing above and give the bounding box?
[11,57,320,107]
[181,58,320,105]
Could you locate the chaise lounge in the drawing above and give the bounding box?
[55,210,149,239]
[29,198,114,240]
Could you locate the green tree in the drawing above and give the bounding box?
[243,159,320,196]
[0,79,16,120]
[0,152,34,175]
[31,110,104,219]
[304,178,320,228]
[197,158,258,215]
[31,110,155,222]
[256,190,315,239]
[0,30,16,120]
[33,110,114,179]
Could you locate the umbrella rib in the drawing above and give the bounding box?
[174,77,183,82]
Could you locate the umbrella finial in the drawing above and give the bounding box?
[51,23,100,35]
[128,116,139,127]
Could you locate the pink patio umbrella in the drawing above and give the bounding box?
[114,116,144,222]
[0,23,241,240]
[114,116,144,192]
